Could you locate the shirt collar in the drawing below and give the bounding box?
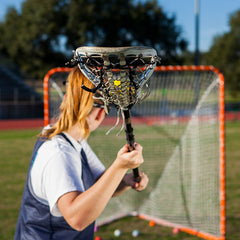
[62,132,83,152]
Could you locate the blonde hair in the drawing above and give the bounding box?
[42,67,94,139]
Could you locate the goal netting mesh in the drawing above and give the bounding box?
[43,66,225,240]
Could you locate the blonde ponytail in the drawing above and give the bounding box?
[42,67,94,139]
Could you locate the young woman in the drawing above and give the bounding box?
[14,66,148,240]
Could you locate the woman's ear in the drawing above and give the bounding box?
[96,108,105,121]
[86,107,106,132]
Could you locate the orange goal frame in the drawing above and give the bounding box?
[43,65,225,240]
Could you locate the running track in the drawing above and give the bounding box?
[0,112,239,130]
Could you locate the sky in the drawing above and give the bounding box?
[0,0,239,52]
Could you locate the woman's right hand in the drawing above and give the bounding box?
[115,143,144,170]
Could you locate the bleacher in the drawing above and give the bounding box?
[0,64,43,119]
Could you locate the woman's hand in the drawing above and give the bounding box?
[123,172,149,191]
[115,143,144,170]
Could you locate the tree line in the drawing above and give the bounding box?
[0,0,187,77]
[205,10,240,96]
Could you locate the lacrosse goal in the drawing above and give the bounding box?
[43,65,225,240]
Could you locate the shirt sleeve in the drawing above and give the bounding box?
[81,140,106,180]
[43,150,85,217]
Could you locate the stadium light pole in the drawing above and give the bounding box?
[195,0,200,65]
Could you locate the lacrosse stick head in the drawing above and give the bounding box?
[71,46,160,111]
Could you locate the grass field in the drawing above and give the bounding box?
[0,121,239,240]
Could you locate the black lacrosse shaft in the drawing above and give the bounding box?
[123,109,141,183]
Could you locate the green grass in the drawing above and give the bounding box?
[0,122,239,240]
[224,90,240,103]
[0,129,40,239]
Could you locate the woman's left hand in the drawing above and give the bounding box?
[123,172,149,192]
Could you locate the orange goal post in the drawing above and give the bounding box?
[43,65,225,240]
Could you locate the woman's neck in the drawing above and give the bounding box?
[65,124,81,142]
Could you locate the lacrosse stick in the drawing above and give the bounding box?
[70,46,160,182]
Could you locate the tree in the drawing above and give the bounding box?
[0,0,68,77]
[66,0,187,64]
[205,9,240,95]
[0,0,187,78]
